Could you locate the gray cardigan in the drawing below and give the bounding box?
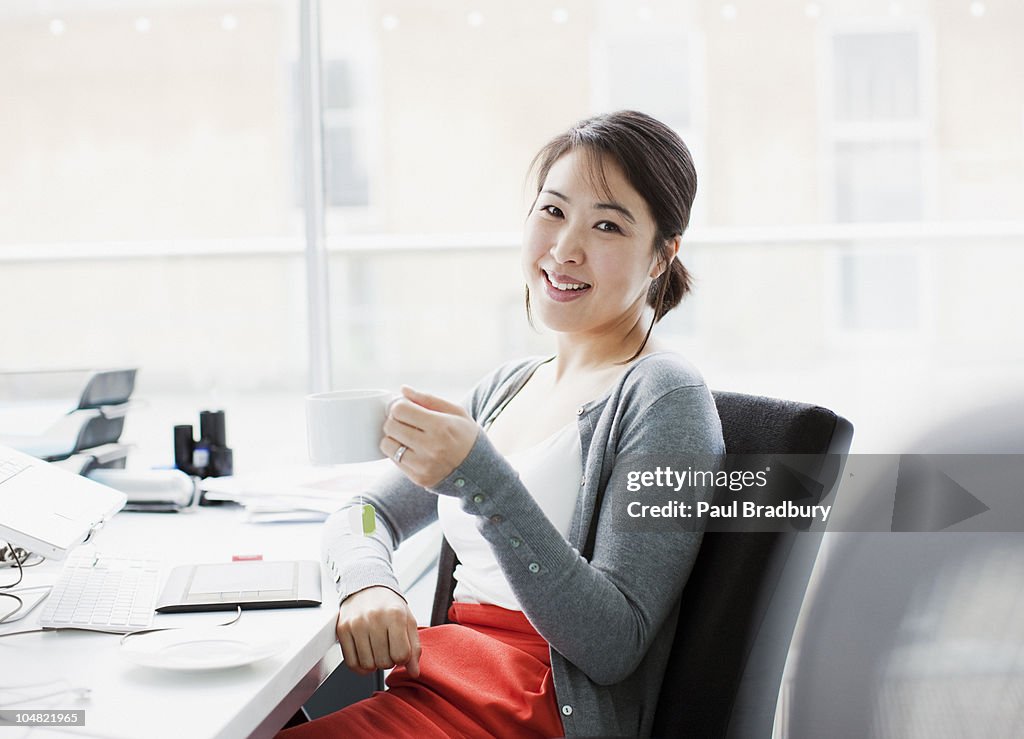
[323,352,725,737]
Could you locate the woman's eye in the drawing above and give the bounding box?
[596,221,621,233]
[540,205,563,217]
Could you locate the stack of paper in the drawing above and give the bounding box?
[200,459,391,523]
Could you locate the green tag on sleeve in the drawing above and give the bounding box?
[348,502,376,536]
[361,503,376,535]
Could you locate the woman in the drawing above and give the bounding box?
[280,110,725,738]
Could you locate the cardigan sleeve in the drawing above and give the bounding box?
[429,382,724,685]
[321,360,531,606]
[322,468,439,606]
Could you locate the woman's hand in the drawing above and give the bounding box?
[336,585,421,677]
[380,386,480,489]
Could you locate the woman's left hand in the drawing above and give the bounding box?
[380,386,480,489]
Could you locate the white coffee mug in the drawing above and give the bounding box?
[305,389,394,465]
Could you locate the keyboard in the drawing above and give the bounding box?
[38,551,163,633]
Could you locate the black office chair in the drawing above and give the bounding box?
[430,391,853,739]
[652,392,853,738]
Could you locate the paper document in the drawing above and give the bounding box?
[201,460,390,522]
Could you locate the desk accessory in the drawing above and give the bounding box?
[0,368,136,411]
[155,560,321,613]
[86,468,199,512]
[53,442,131,476]
[173,410,234,484]
[0,403,134,461]
[37,551,162,632]
[0,368,137,457]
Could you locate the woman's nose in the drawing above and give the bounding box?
[549,225,585,264]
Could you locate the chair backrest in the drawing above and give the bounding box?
[429,391,853,738]
[651,391,853,738]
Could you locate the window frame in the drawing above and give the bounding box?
[288,52,383,233]
[819,19,938,224]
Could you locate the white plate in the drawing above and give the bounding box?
[121,627,287,671]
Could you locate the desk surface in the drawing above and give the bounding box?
[1,507,342,739]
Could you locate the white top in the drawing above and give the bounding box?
[437,421,583,610]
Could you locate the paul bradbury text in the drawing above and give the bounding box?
[626,500,833,523]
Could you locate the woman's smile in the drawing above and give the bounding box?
[541,268,592,302]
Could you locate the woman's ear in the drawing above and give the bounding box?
[650,235,682,279]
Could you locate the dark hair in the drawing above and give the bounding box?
[525,110,697,361]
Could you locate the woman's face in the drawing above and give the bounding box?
[523,150,661,337]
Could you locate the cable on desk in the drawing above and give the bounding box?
[0,679,92,708]
[0,542,26,590]
[119,606,243,644]
[0,592,23,624]
[0,544,44,570]
[0,542,28,624]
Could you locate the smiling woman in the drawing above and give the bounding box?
[279,112,725,739]
[523,110,696,361]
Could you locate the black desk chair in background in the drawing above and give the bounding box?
[430,391,853,739]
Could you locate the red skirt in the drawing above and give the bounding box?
[277,602,565,738]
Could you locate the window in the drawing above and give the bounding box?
[291,59,371,208]
[833,32,919,123]
[835,141,923,222]
[830,30,926,222]
[323,60,370,207]
[839,249,921,332]
[603,38,691,130]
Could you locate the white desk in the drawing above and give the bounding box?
[2,507,342,739]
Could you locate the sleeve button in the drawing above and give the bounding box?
[576,406,584,415]
[528,562,540,574]
[510,537,521,548]
[489,514,503,524]
[454,478,465,488]
[472,493,485,504]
